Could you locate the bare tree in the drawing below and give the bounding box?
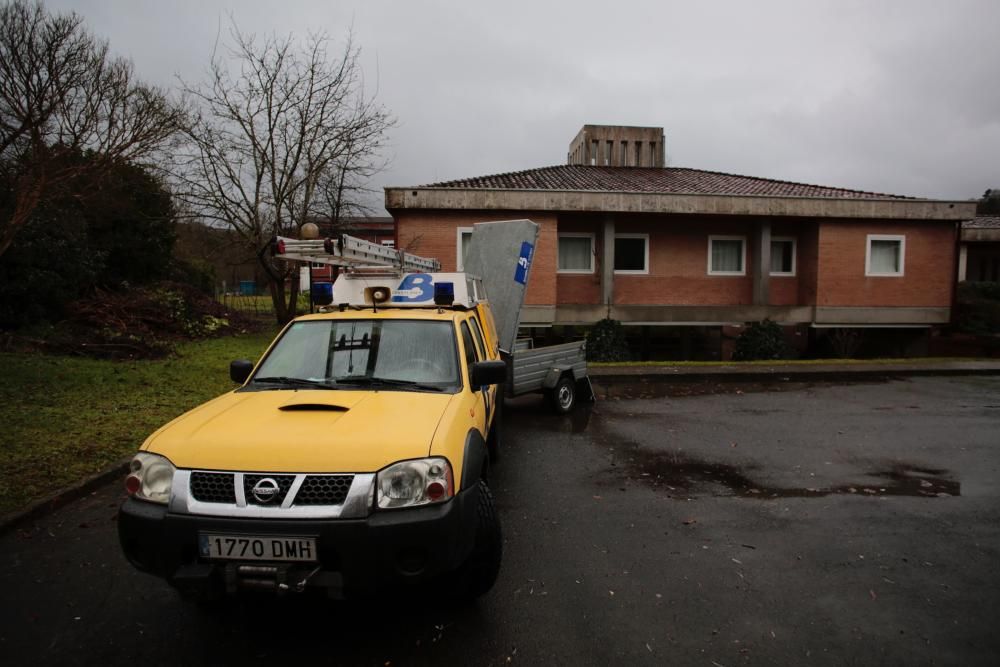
[176,23,394,324]
[0,0,185,257]
[319,128,391,227]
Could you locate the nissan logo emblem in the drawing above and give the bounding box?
[252,477,280,503]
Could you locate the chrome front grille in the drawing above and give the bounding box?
[187,471,357,507]
[190,472,236,503]
[294,475,354,506]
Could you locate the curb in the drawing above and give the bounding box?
[590,366,1000,384]
[0,458,130,536]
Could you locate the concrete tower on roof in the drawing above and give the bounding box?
[567,125,666,168]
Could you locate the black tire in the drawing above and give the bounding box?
[548,375,576,414]
[486,394,503,463]
[459,480,502,600]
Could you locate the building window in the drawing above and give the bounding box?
[614,234,649,274]
[457,227,473,270]
[649,141,657,165]
[634,142,643,166]
[621,141,628,166]
[708,235,746,275]
[590,140,598,165]
[605,140,613,166]
[381,239,395,248]
[557,233,595,273]
[770,237,796,276]
[866,235,905,276]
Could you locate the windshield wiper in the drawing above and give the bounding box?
[252,376,339,390]
[335,376,444,392]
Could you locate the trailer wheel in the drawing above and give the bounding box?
[548,375,576,414]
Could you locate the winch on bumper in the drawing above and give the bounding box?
[117,478,481,598]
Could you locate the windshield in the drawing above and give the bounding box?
[251,319,460,392]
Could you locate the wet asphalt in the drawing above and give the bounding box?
[1,375,999,666]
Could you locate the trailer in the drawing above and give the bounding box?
[509,339,590,413]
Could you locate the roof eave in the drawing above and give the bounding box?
[384,186,975,221]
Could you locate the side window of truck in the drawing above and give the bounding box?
[460,322,479,383]
[469,316,487,360]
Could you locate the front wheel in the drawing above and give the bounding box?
[547,376,576,414]
[458,480,502,600]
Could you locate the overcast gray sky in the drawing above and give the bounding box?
[53,0,1000,208]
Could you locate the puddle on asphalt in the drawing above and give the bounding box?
[615,449,960,499]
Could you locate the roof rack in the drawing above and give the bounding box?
[274,234,440,273]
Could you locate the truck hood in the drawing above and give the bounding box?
[142,389,455,472]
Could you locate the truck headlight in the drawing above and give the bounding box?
[124,452,175,504]
[376,457,454,509]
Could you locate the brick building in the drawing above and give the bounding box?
[385,125,976,358]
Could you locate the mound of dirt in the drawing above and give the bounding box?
[47,282,263,358]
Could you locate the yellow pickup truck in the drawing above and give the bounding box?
[118,270,508,601]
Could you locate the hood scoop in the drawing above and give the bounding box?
[279,403,350,412]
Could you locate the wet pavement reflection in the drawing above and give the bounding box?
[618,451,960,499]
[516,378,961,500]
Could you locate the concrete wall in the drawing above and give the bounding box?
[567,125,666,167]
[386,187,975,221]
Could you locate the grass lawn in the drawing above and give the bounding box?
[0,329,278,518]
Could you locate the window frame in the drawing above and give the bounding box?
[770,236,797,277]
[557,232,596,274]
[613,233,650,275]
[865,234,906,277]
[456,226,473,271]
[707,235,747,276]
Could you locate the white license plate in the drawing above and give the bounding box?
[198,534,318,562]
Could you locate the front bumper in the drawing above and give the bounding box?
[118,483,480,597]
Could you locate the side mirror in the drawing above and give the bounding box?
[230,359,254,384]
[471,360,507,388]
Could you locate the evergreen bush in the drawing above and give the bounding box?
[732,319,786,361]
[585,318,631,362]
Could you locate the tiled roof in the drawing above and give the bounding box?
[964,215,1000,229]
[423,165,916,200]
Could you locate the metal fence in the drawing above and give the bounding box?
[216,292,309,319]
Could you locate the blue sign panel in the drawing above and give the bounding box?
[391,274,434,302]
[514,241,533,285]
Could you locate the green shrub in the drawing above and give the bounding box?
[585,318,631,362]
[956,282,1000,335]
[733,319,786,361]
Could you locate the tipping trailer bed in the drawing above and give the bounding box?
[463,221,593,413]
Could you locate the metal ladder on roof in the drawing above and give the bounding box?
[274,234,441,273]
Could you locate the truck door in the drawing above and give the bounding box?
[459,320,489,436]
